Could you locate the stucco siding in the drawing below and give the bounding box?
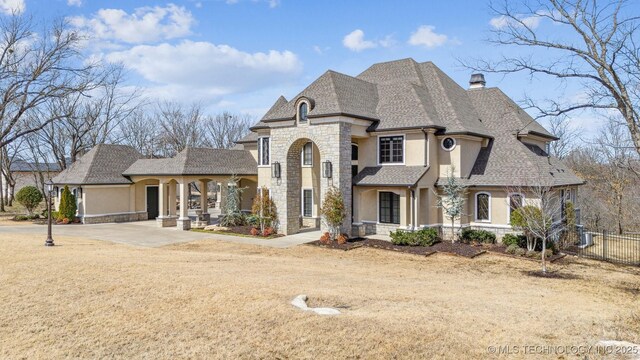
[84,186,132,215]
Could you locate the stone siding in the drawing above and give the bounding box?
[82,212,147,224]
[269,121,352,235]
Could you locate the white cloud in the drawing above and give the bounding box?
[408,25,448,49]
[0,0,24,14]
[69,4,194,44]
[106,40,303,97]
[67,0,82,7]
[343,29,377,52]
[489,12,545,30]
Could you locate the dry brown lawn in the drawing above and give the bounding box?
[1,233,639,359]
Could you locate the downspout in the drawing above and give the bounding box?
[410,187,415,230]
[421,128,430,168]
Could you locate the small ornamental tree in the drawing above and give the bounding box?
[436,166,466,242]
[15,186,43,215]
[510,205,544,251]
[251,186,278,233]
[320,186,346,240]
[57,185,77,221]
[219,175,247,227]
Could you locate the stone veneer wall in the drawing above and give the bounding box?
[269,121,352,235]
[82,212,147,224]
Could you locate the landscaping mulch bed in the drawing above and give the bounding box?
[485,245,566,263]
[193,225,284,239]
[306,238,486,258]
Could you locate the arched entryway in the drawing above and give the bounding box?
[285,138,322,234]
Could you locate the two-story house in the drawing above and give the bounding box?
[236,58,584,237]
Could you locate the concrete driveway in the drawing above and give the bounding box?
[0,221,319,248]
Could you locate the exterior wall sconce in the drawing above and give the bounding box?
[322,160,332,178]
[271,162,281,178]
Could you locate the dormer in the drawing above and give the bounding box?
[295,97,314,125]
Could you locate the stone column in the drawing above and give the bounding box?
[168,182,177,217]
[199,180,210,224]
[156,181,169,227]
[219,180,229,214]
[177,180,191,230]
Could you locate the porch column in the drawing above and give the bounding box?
[219,181,229,213]
[156,180,171,228]
[168,182,177,216]
[177,180,191,230]
[199,180,209,214]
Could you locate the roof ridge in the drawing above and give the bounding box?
[80,144,102,184]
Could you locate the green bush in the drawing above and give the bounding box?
[246,214,259,226]
[15,186,43,215]
[502,233,527,248]
[505,244,519,254]
[390,228,440,247]
[460,229,496,244]
[219,212,247,227]
[13,214,40,221]
[57,185,77,221]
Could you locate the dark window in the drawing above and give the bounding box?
[379,192,400,224]
[379,136,404,163]
[302,142,312,166]
[258,137,270,166]
[442,137,456,150]
[352,165,359,177]
[476,193,490,221]
[351,144,358,161]
[302,189,312,217]
[299,102,308,122]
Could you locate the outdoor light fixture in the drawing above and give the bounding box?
[322,160,332,178]
[45,179,55,247]
[271,162,281,178]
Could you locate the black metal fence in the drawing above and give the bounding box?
[564,227,640,266]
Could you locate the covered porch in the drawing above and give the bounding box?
[122,147,258,230]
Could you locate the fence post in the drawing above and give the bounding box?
[602,230,607,260]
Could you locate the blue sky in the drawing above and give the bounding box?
[7,0,631,134]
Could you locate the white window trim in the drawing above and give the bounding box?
[441,137,456,152]
[377,189,401,225]
[301,142,313,167]
[507,192,525,223]
[296,99,310,124]
[377,134,406,166]
[257,136,270,167]
[474,192,491,223]
[301,188,314,217]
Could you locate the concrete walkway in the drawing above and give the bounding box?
[0,221,319,248]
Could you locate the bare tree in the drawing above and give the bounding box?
[0,15,99,149]
[156,102,206,157]
[547,117,582,159]
[203,112,252,149]
[465,0,640,157]
[507,182,566,273]
[119,110,160,158]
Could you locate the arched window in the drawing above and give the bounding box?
[298,102,308,122]
[475,192,490,222]
[351,144,358,161]
[302,142,313,166]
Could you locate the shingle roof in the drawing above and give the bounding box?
[254,58,491,137]
[262,70,379,122]
[11,160,62,172]
[437,88,583,187]
[235,131,259,144]
[53,144,142,185]
[123,147,257,176]
[353,166,429,187]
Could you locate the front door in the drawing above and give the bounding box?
[146,186,159,220]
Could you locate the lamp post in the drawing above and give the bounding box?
[45,179,54,247]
